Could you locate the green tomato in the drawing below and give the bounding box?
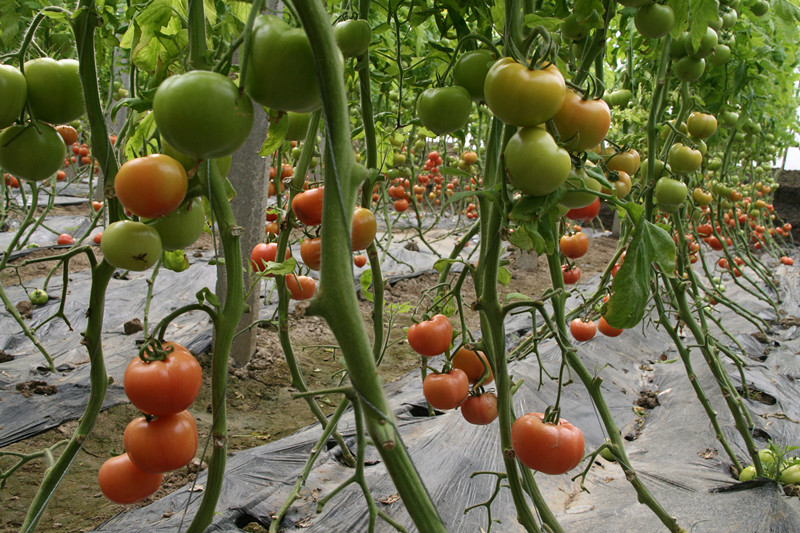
[720,111,739,128]
[641,158,669,178]
[750,0,769,16]
[759,448,778,466]
[504,128,571,197]
[738,465,756,481]
[604,89,632,108]
[453,50,496,101]
[682,27,718,59]
[654,177,688,212]
[29,289,49,305]
[333,19,371,58]
[560,14,588,41]
[484,58,566,127]
[674,56,706,83]
[780,464,800,485]
[707,44,731,66]
[24,58,85,124]
[668,143,703,174]
[0,64,27,128]
[721,9,738,29]
[0,122,66,181]
[143,197,205,251]
[286,112,312,141]
[416,86,472,135]
[560,167,602,208]
[101,220,162,271]
[154,70,254,160]
[634,4,675,39]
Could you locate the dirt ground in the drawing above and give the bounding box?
[0,202,618,533]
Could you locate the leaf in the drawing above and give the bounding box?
[504,292,530,302]
[196,287,219,307]
[522,13,562,32]
[498,266,511,287]
[668,0,689,39]
[439,166,473,178]
[162,249,189,272]
[689,0,720,48]
[258,110,287,156]
[433,258,458,273]
[256,257,297,278]
[360,269,374,302]
[605,220,676,329]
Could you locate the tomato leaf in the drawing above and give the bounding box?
[259,111,287,157]
[605,220,675,328]
[360,269,374,302]
[522,14,562,32]
[162,249,189,272]
[196,287,219,308]
[439,166,473,178]
[257,257,296,278]
[498,265,511,287]
[622,201,644,224]
[668,0,689,39]
[690,0,721,48]
[433,258,458,273]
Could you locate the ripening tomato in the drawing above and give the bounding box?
[92,232,102,244]
[781,256,794,266]
[423,369,469,410]
[484,58,566,127]
[668,143,702,174]
[606,149,641,176]
[598,316,623,337]
[101,220,162,271]
[351,207,377,251]
[407,314,453,356]
[461,393,498,425]
[566,197,601,223]
[394,198,410,212]
[55,124,78,146]
[552,90,611,152]
[123,342,203,416]
[569,318,596,342]
[115,154,188,218]
[123,410,198,473]
[560,231,589,259]
[687,112,717,139]
[251,242,291,273]
[452,346,493,384]
[300,237,322,270]
[286,274,317,300]
[353,254,367,268]
[57,233,74,245]
[292,186,324,226]
[98,453,162,504]
[512,413,585,475]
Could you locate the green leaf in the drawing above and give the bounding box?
[690,0,721,48]
[255,257,297,278]
[162,249,189,272]
[433,258,458,273]
[498,266,511,287]
[622,201,644,224]
[668,0,690,39]
[522,13,562,32]
[360,269,374,302]
[439,166,473,178]
[605,220,676,328]
[196,287,219,307]
[259,110,288,156]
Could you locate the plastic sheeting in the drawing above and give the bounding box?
[91,259,800,532]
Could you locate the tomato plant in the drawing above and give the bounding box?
[511,413,585,475]
[422,369,469,410]
[124,342,202,417]
[123,410,198,473]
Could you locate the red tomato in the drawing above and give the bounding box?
[569,318,596,342]
[781,256,794,266]
[292,186,324,226]
[91,200,103,212]
[123,342,203,416]
[98,453,163,504]
[511,413,585,475]
[461,393,498,425]
[566,197,601,222]
[598,316,623,337]
[562,265,581,285]
[286,274,316,300]
[407,314,453,356]
[115,154,188,218]
[353,254,367,268]
[56,170,66,181]
[394,198,410,212]
[57,233,75,245]
[707,236,724,250]
[123,410,198,473]
[281,164,293,178]
[452,346,493,384]
[92,232,103,244]
[560,231,589,259]
[300,237,322,270]
[423,369,469,410]
[250,242,291,273]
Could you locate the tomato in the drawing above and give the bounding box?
[114,154,187,218]
[461,393,498,425]
[422,369,469,410]
[394,198,410,212]
[654,177,688,212]
[668,143,702,174]
[674,56,706,83]
[246,15,335,112]
[687,112,717,139]
[511,413,585,475]
[0,122,66,181]
[300,237,322,270]
[604,89,632,108]
[285,112,312,141]
[124,342,202,416]
[407,314,452,356]
[562,265,581,284]
[101,220,162,271]
[286,274,317,300]
[292,186,324,226]
[124,410,198,473]
[55,125,78,146]
[560,231,589,259]
[781,465,800,485]
[750,0,769,16]
[634,4,675,39]
[417,86,472,135]
[552,90,611,152]
[566,197,601,222]
[453,50,496,101]
[504,128,571,196]
[251,242,291,273]
[57,233,74,245]
[0,64,27,128]
[30,289,49,305]
[570,318,596,342]
[692,188,712,206]
[598,316,623,337]
[144,197,205,251]
[333,19,371,58]
[98,453,162,504]
[607,170,632,198]
[353,254,367,268]
[484,58,566,127]
[93,232,102,244]
[24,58,84,124]
[153,70,254,159]
[682,27,718,59]
[452,346,493,384]
[781,256,794,266]
[708,44,731,66]
[606,149,641,175]
[351,207,377,251]
[561,167,602,209]
[738,465,756,482]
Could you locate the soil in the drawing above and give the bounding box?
[0,203,619,533]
